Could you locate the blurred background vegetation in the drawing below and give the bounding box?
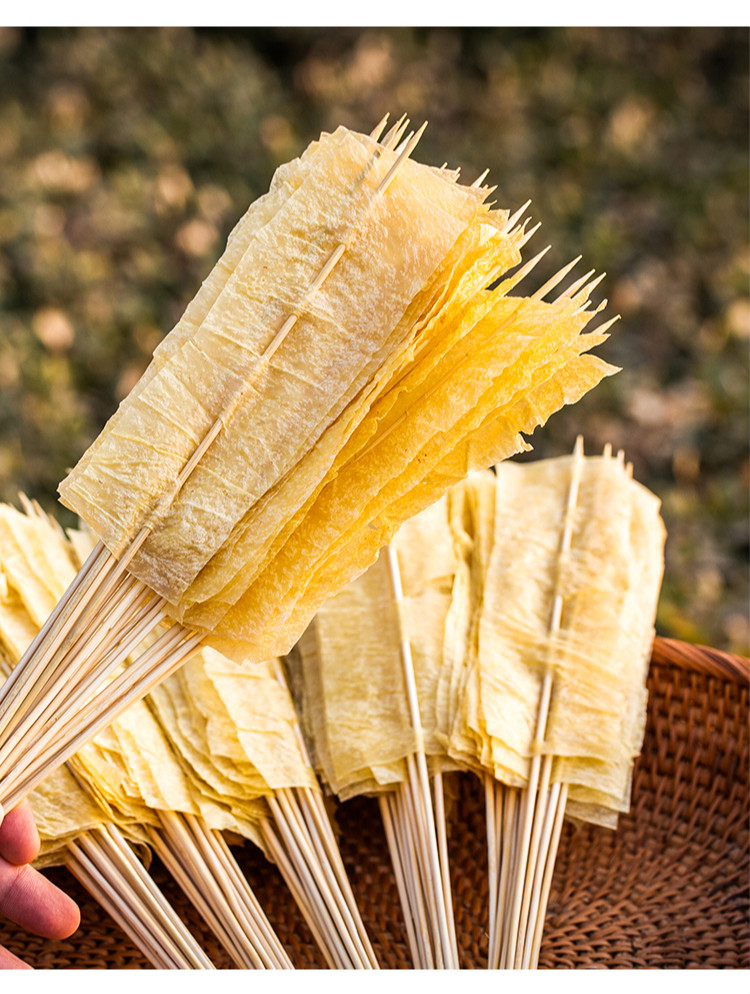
[0,26,747,653]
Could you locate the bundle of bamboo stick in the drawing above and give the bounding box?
[1,501,376,968]
[0,503,214,969]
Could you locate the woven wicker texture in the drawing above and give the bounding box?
[1,637,747,969]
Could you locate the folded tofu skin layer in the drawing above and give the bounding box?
[59,125,616,660]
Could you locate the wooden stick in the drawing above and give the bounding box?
[182,814,292,969]
[403,755,443,967]
[502,438,584,969]
[260,817,341,969]
[526,782,568,969]
[553,268,595,302]
[519,780,563,969]
[84,824,214,968]
[292,787,377,966]
[503,694,548,970]
[572,272,606,305]
[384,544,458,967]
[500,199,532,236]
[389,784,433,967]
[281,790,354,940]
[0,613,181,794]
[67,852,182,970]
[0,541,113,735]
[100,822,211,963]
[485,773,498,952]
[0,629,202,810]
[496,785,520,970]
[67,830,213,970]
[153,810,292,969]
[270,789,370,968]
[369,114,390,141]
[406,792,436,966]
[377,122,427,196]
[381,115,409,151]
[153,813,264,969]
[265,798,355,968]
[6,570,142,737]
[531,256,583,301]
[471,168,490,188]
[268,662,376,965]
[0,665,212,970]
[433,772,459,965]
[515,752,554,962]
[197,822,292,968]
[0,592,164,780]
[148,824,254,968]
[378,791,423,966]
[517,220,542,250]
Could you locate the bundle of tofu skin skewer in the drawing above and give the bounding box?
[0,117,666,967]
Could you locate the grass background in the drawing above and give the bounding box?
[0,26,747,653]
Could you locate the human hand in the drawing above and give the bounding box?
[0,800,81,969]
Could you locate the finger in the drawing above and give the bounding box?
[0,801,40,865]
[0,859,80,940]
[0,944,33,970]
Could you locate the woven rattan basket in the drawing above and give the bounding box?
[1,636,748,969]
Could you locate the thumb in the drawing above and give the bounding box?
[0,801,4,829]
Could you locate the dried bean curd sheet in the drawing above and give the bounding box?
[295,445,665,968]
[0,118,615,836]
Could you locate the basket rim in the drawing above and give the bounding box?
[651,634,749,684]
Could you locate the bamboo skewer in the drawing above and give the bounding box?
[380,544,459,969]
[171,813,290,969]
[398,785,434,966]
[504,671,553,970]
[485,437,584,969]
[66,825,214,970]
[263,817,353,969]
[0,649,215,971]
[433,772,459,965]
[148,810,293,969]
[67,856,181,970]
[519,780,564,969]
[267,661,378,968]
[485,773,498,953]
[378,793,423,965]
[150,825,255,969]
[289,786,375,962]
[260,818,340,970]
[385,765,427,953]
[525,782,568,969]
[83,824,214,968]
[488,793,501,969]
[268,804,350,968]
[196,820,292,966]
[271,790,362,964]
[492,786,520,970]
[403,763,444,967]
[516,753,555,962]
[0,629,203,811]
[381,787,433,967]
[0,593,164,780]
[264,787,378,969]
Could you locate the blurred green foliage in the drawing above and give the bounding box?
[0,27,747,653]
